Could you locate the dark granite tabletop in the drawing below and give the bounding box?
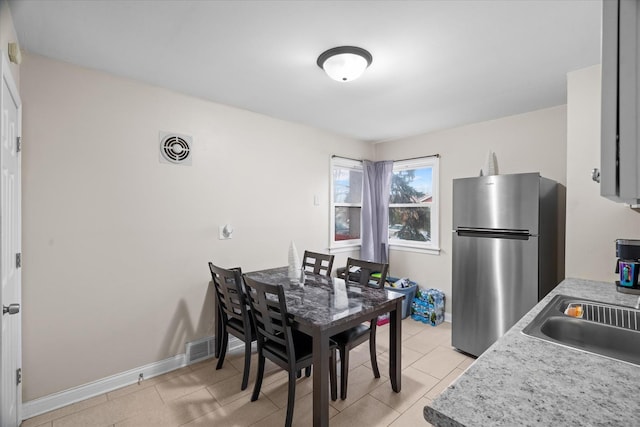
[245,267,404,332]
[424,278,640,426]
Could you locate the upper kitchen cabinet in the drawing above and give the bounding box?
[601,0,640,205]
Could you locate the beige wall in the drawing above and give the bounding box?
[374,106,568,314]
[566,65,640,282]
[20,53,371,400]
[0,0,20,87]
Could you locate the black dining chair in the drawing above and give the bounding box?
[331,257,389,400]
[302,250,335,276]
[208,262,256,391]
[297,251,334,379]
[243,275,337,427]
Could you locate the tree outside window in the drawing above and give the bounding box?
[389,157,439,250]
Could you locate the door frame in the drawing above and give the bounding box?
[0,50,23,427]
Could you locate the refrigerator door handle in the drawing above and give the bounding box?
[455,227,531,240]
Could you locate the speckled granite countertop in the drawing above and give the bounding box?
[424,278,640,426]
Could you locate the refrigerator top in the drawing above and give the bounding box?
[454,172,540,183]
[452,173,554,234]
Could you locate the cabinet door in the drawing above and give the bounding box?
[601,0,640,205]
[600,0,618,200]
[618,0,640,203]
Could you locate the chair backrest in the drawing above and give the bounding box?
[345,258,389,288]
[208,262,250,327]
[302,251,335,276]
[243,275,295,363]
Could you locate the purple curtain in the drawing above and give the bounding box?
[361,160,393,263]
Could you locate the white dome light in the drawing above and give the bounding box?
[317,46,372,82]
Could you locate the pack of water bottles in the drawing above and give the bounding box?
[411,287,445,326]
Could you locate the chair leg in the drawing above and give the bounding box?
[251,353,265,402]
[214,305,223,358]
[296,370,302,378]
[330,349,337,402]
[216,330,228,370]
[340,347,349,400]
[369,329,380,379]
[285,369,297,427]
[305,366,311,377]
[241,338,252,390]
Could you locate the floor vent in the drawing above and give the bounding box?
[185,337,215,365]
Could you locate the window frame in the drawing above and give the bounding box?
[329,157,363,250]
[388,157,440,254]
[328,155,440,255]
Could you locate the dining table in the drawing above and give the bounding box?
[242,266,404,427]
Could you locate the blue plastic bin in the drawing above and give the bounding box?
[384,283,417,319]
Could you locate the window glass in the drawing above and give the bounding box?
[390,168,432,203]
[330,158,363,247]
[334,207,361,241]
[389,158,439,251]
[333,167,363,204]
[389,206,430,242]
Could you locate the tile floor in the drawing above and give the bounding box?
[22,320,474,427]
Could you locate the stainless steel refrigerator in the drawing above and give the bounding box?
[452,172,559,357]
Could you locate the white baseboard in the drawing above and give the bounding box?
[23,323,411,420]
[445,312,452,323]
[22,335,245,420]
[22,353,187,419]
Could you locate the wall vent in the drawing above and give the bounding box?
[159,132,192,166]
[185,336,215,365]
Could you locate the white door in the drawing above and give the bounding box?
[0,53,22,427]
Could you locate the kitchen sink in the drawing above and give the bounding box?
[522,294,640,366]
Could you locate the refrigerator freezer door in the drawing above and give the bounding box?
[452,232,539,357]
[452,173,541,234]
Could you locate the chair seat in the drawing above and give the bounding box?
[227,317,256,339]
[331,323,371,346]
[264,330,335,365]
[290,330,314,359]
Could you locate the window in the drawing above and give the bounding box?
[329,156,439,254]
[330,158,363,248]
[388,157,439,253]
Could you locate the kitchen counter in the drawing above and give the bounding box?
[424,278,640,426]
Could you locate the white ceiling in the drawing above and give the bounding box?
[9,0,602,143]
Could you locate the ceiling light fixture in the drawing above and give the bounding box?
[317,46,373,82]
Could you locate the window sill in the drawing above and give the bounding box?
[389,244,440,255]
[329,245,361,254]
